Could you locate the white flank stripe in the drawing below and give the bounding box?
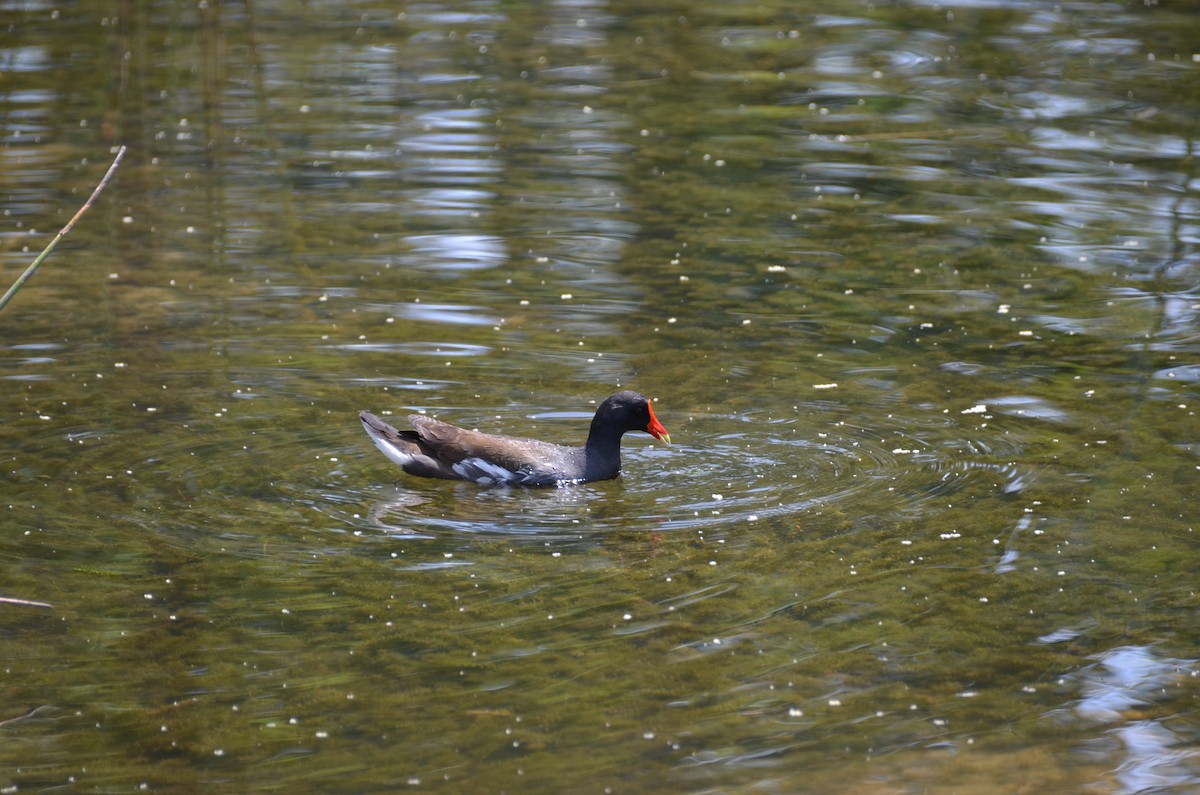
[453,458,519,484]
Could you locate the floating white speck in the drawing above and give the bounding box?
[813,383,838,390]
[962,404,987,414]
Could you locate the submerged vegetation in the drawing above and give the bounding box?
[1,0,1198,792]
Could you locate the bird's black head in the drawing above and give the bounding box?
[592,391,670,442]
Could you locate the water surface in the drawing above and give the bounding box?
[2,0,1199,792]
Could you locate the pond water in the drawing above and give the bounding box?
[2,0,1199,792]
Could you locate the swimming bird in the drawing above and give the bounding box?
[359,390,669,486]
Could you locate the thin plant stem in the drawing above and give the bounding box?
[0,145,127,313]
[0,596,52,608]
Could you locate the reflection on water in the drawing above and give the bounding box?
[1071,647,1200,794]
[1075,646,1196,724]
[1109,722,1200,795]
[2,0,1200,792]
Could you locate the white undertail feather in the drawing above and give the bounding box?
[365,429,415,468]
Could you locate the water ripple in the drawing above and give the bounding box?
[347,409,1033,541]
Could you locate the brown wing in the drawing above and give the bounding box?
[408,415,576,475]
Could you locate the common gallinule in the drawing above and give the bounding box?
[359,390,669,486]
